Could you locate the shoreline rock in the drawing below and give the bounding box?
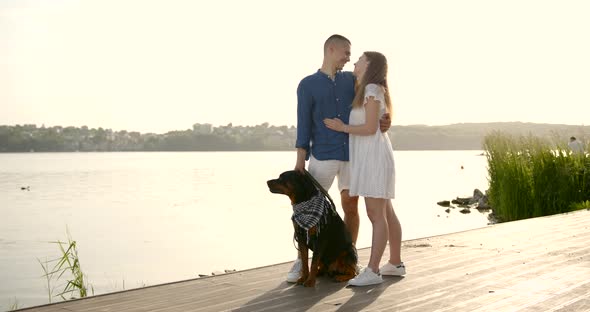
[438,188,493,213]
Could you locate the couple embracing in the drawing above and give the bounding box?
[291,34,404,286]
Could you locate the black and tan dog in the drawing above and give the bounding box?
[267,170,357,287]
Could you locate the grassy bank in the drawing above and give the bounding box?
[484,132,590,222]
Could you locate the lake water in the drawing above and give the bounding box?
[0,151,490,310]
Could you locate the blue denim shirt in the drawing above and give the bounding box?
[296,70,356,161]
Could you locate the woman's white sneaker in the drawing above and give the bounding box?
[347,267,383,286]
[379,262,406,276]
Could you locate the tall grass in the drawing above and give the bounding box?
[484,132,590,222]
[38,228,93,302]
[8,298,20,311]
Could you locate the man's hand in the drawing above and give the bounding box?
[379,112,391,133]
[294,160,305,173]
[294,148,307,173]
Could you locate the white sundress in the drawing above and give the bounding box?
[348,83,395,199]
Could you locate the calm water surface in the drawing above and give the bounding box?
[0,151,490,310]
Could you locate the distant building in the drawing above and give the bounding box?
[193,123,213,135]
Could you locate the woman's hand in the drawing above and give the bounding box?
[379,112,391,133]
[323,118,346,132]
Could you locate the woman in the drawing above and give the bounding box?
[324,51,404,286]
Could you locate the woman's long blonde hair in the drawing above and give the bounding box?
[352,51,392,115]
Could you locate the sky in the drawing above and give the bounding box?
[1,0,589,134]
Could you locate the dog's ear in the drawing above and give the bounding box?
[297,171,317,199]
[303,173,317,196]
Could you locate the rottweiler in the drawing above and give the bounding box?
[267,170,358,287]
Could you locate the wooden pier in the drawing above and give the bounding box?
[18,210,590,311]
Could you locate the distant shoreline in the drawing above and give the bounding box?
[0,148,487,154]
[1,122,589,153]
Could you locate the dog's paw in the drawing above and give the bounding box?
[303,278,316,287]
[296,276,307,285]
[334,274,355,282]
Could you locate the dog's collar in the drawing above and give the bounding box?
[292,193,324,211]
[292,194,328,231]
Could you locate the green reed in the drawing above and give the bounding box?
[484,132,589,222]
[38,228,93,303]
[8,298,20,311]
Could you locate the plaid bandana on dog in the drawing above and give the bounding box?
[292,193,333,245]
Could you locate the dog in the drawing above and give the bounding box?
[267,170,357,287]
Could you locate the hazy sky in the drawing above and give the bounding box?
[1,0,589,133]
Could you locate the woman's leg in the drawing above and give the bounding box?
[385,199,402,265]
[365,197,388,273]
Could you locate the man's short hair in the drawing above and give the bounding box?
[571,136,577,141]
[324,34,351,54]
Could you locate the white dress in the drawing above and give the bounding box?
[348,83,395,199]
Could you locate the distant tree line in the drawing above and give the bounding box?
[0,123,295,152]
[1,122,589,152]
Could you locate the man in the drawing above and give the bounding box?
[568,136,584,154]
[288,34,390,283]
